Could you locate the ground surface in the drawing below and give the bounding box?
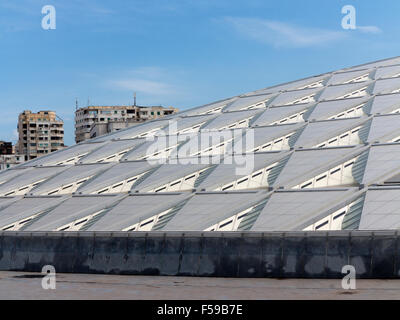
[0,271,399,299]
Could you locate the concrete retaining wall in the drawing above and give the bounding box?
[0,230,398,278]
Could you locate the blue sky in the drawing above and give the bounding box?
[1,0,400,146]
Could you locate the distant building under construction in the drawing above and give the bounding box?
[74,104,178,143]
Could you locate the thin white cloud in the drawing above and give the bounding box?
[357,25,382,34]
[222,17,347,47]
[109,78,176,95]
[107,66,180,96]
[128,66,166,79]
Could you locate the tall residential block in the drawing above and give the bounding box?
[17,110,65,161]
[75,105,178,143]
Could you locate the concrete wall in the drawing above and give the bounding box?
[0,230,398,278]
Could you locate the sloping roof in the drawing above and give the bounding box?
[2,56,400,232]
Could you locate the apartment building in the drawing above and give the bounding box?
[17,110,65,161]
[75,105,178,143]
[0,141,25,170]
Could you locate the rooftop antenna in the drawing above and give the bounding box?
[134,92,136,106]
[75,98,78,110]
[87,97,90,107]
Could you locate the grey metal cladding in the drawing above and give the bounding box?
[269,87,323,107]
[308,97,369,121]
[131,161,211,192]
[369,93,400,114]
[23,194,124,231]
[0,166,69,195]
[29,163,113,195]
[76,161,155,194]
[327,70,372,86]
[178,97,238,117]
[272,146,366,188]
[21,141,108,167]
[373,77,400,94]
[201,109,262,130]
[374,65,400,80]
[197,152,289,190]
[223,93,275,112]
[0,196,67,229]
[87,193,192,231]
[362,144,400,185]
[250,188,357,231]
[2,56,400,231]
[358,188,400,230]
[292,118,367,149]
[366,114,400,143]
[318,81,373,101]
[91,119,170,142]
[236,124,303,151]
[251,104,311,126]
[78,139,146,164]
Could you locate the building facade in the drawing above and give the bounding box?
[75,105,178,143]
[89,118,144,140]
[0,141,13,155]
[17,110,65,161]
[0,154,25,171]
